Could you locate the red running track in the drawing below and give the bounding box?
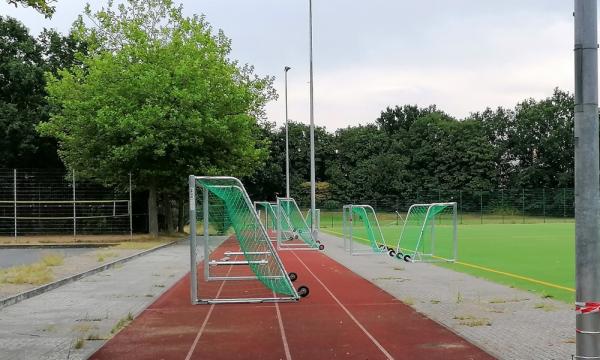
[90,241,495,360]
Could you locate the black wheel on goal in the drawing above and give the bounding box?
[297,285,310,298]
[294,234,299,240]
[288,272,298,282]
[388,249,396,257]
[379,244,387,251]
[316,240,321,244]
[318,244,325,251]
[403,254,412,262]
[396,252,404,260]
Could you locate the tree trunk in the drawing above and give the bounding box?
[164,195,175,234]
[148,184,159,238]
[177,196,186,233]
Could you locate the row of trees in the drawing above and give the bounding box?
[249,88,574,205]
[1,0,576,236]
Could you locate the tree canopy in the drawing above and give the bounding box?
[38,0,276,236]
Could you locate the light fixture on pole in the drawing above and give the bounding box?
[284,66,291,198]
[308,0,316,238]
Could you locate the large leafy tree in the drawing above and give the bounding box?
[39,0,275,236]
[0,17,77,168]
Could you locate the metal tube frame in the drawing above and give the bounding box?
[395,202,457,263]
[189,176,299,305]
[343,204,388,256]
[276,197,319,251]
[254,201,278,241]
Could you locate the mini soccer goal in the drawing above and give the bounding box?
[254,201,278,241]
[189,176,309,304]
[342,205,390,256]
[276,197,324,251]
[394,202,457,263]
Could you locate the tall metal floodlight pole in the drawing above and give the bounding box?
[574,1,600,358]
[308,0,317,236]
[285,66,291,198]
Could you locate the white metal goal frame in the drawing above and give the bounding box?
[254,201,278,241]
[276,197,322,251]
[189,176,301,304]
[342,204,390,256]
[394,202,458,263]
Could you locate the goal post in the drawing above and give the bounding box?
[254,201,278,240]
[342,205,389,256]
[394,202,457,263]
[276,197,324,251]
[189,176,309,304]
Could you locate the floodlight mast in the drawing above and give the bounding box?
[574,0,600,358]
[285,66,291,198]
[308,0,316,237]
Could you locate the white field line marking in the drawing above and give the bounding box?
[184,257,235,360]
[291,251,394,360]
[274,292,292,360]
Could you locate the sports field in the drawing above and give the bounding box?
[320,211,574,302]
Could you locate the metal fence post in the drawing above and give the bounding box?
[480,191,483,224]
[459,190,463,224]
[72,171,76,240]
[129,172,133,240]
[563,188,567,218]
[501,188,504,224]
[542,188,546,223]
[522,188,525,224]
[13,169,17,239]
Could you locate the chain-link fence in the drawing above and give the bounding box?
[0,169,132,239]
[297,188,575,226]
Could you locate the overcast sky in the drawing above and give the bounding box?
[2,0,575,130]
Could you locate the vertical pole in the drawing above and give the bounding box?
[480,192,483,224]
[349,206,353,254]
[501,189,505,224]
[203,187,210,281]
[129,172,133,240]
[189,176,197,303]
[13,169,17,239]
[285,67,291,198]
[72,171,76,240]
[308,0,317,240]
[453,202,458,261]
[277,199,281,250]
[522,188,525,224]
[564,187,567,218]
[459,190,463,225]
[543,188,546,223]
[575,1,600,357]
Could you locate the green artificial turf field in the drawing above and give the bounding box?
[319,211,574,302]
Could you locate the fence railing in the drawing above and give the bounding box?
[296,188,575,225]
[0,169,132,239]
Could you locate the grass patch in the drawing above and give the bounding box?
[402,297,415,306]
[41,252,64,266]
[454,315,492,327]
[97,251,119,262]
[0,262,53,285]
[430,299,441,304]
[111,312,134,335]
[113,241,165,250]
[73,338,85,349]
[86,333,105,341]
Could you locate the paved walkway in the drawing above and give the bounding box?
[318,232,574,360]
[0,241,191,360]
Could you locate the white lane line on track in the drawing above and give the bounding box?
[274,294,293,360]
[184,258,235,360]
[290,251,394,360]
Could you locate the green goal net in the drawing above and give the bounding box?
[189,176,299,304]
[255,201,278,233]
[343,205,388,255]
[394,202,457,263]
[277,197,321,250]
